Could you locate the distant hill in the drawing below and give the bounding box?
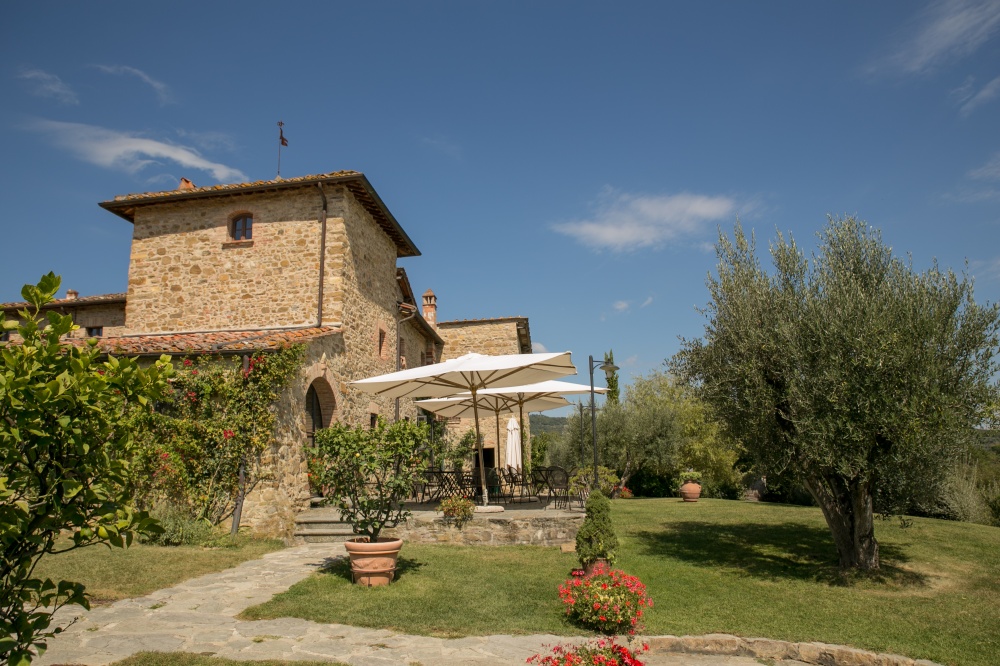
[530,414,567,436]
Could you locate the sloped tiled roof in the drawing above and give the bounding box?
[66,326,341,356]
[98,170,420,258]
[1,293,127,311]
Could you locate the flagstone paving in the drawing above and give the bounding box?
[35,543,808,666]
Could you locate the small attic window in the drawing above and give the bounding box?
[231,214,253,241]
[86,326,103,338]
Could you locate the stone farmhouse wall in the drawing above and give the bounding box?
[436,319,531,468]
[1,301,127,342]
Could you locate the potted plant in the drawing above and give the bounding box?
[438,496,474,527]
[677,469,703,502]
[311,418,428,586]
[575,489,619,575]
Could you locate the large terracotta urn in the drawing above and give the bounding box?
[679,482,702,502]
[343,537,403,586]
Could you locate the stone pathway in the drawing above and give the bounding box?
[32,543,818,666]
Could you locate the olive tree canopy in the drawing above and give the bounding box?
[672,217,999,570]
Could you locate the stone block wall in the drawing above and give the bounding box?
[125,187,345,333]
[383,511,582,547]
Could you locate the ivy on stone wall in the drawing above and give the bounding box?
[128,345,304,524]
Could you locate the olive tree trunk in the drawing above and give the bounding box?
[803,474,879,570]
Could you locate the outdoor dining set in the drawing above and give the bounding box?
[415,465,578,509]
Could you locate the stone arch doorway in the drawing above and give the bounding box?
[305,377,336,446]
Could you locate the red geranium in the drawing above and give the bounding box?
[527,638,649,666]
[558,564,653,635]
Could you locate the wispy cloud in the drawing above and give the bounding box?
[553,188,745,252]
[28,119,247,182]
[969,152,1000,180]
[868,0,1000,76]
[532,341,549,353]
[18,68,79,105]
[93,65,173,104]
[420,135,463,160]
[612,300,630,313]
[624,355,638,367]
[969,256,1000,281]
[175,128,237,152]
[956,75,1000,115]
[640,296,654,308]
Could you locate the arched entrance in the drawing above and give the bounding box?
[305,377,336,446]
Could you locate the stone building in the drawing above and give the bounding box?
[1,171,532,536]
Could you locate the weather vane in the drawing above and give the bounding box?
[276,121,288,179]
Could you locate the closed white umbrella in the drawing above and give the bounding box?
[351,352,576,504]
[505,417,521,470]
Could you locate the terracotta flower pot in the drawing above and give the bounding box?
[583,557,610,576]
[679,481,702,502]
[344,537,403,586]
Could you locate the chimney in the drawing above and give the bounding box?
[178,177,196,190]
[422,289,437,329]
[65,289,79,301]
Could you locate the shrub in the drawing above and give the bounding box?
[139,504,215,546]
[1,273,171,664]
[570,466,619,497]
[311,418,428,540]
[558,564,654,635]
[576,490,618,568]
[527,638,650,665]
[439,496,474,527]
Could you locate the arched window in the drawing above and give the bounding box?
[306,385,323,445]
[230,214,253,241]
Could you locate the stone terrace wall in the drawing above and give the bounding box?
[383,511,582,546]
[125,186,351,333]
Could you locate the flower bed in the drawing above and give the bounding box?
[527,638,650,666]
[558,563,653,635]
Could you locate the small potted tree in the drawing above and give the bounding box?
[678,470,703,502]
[575,489,619,575]
[311,418,427,586]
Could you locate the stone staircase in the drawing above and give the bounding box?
[292,504,356,543]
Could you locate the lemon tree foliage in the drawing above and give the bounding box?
[128,346,304,525]
[0,274,172,665]
[673,218,1000,570]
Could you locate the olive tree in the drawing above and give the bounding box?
[673,218,999,570]
[1,274,172,664]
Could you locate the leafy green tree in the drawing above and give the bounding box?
[1,274,172,664]
[673,217,1000,570]
[530,431,553,468]
[604,350,620,405]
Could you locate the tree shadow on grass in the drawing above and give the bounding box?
[319,555,425,583]
[634,520,926,588]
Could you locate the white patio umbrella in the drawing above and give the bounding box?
[351,352,576,504]
[505,417,521,470]
[467,380,606,469]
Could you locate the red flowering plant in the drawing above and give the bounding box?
[558,563,653,635]
[527,638,649,666]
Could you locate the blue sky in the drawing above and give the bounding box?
[4,1,1000,409]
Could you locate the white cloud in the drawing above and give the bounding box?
[868,0,1000,76]
[553,188,743,252]
[420,135,462,160]
[624,355,638,367]
[612,300,630,312]
[94,65,173,104]
[957,75,1000,115]
[969,152,1000,180]
[532,341,549,353]
[970,256,1000,281]
[175,128,237,152]
[28,119,247,182]
[18,68,78,105]
[640,296,654,308]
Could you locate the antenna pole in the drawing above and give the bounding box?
[276,120,284,179]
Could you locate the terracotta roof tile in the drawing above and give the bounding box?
[65,326,341,356]
[1,293,127,311]
[106,171,362,203]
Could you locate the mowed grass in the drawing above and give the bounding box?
[34,537,284,604]
[110,654,347,666]
[242,499,1000,666]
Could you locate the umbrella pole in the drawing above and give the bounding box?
[519,399,526,472]
[472,390,489,506]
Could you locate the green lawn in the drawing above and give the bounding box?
[241,499,1000,666]
[34,537,284,604]
[109,654,346,666]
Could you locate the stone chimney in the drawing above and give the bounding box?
[65,289,79,301]
[178,177,196,190]
[422,289,437,329]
